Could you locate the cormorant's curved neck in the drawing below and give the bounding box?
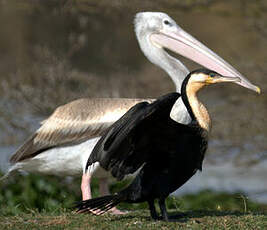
[180,74,211,131]
[180,75,196,122]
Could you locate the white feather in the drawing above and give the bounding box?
[6,137,109,178]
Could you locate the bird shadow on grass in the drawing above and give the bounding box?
[109,209,263,223]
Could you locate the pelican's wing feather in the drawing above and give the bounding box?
[10,98,152,163]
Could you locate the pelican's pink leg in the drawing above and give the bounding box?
[80,173,103,215]
[99,177,126,215]
[81,173,92,200]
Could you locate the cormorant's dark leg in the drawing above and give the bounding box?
[148,200,159,220]
[158,198,169,221]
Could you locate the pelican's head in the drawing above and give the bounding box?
[134,12,183,73]
[135,12,178,40]
[134,12,260,94]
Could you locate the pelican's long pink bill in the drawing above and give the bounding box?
[150,28,260,93]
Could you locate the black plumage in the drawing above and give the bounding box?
[75,69,227,221]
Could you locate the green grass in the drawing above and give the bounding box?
[0,210,266,230]
[0,173,266,229]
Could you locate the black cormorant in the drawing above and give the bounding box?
[75,69,242,221]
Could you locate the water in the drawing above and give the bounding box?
[174,160,267,203]
[0,146,15,173]
[1,145,266,203]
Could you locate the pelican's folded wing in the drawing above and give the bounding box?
[10,98,152,163]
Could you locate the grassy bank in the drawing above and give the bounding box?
[0,174,266,229]
[0,210,266,230]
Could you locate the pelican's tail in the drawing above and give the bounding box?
[75,194,124,215]
[0,166,17,181]
[0,173,9,181]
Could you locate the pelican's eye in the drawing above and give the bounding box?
[163,19,171,26]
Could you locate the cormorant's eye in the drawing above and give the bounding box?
[209,73,216,78]
[163,19,171,26]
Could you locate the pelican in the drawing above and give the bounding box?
[4,12,259,214]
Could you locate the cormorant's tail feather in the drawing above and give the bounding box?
[75,194,123,215]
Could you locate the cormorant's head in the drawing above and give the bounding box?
[183,68,242,94]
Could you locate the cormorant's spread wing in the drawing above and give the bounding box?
[87,92,181,180]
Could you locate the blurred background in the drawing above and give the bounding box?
[0,0,266,214]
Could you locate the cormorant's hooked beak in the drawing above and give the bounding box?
[150,28,261,94]
[205,75,241,85]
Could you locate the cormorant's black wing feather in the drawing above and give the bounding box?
[87,102,149,165]
[87,92,181,180]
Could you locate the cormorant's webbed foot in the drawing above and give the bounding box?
[159,198,169,221]
[148,200,160,220]
[149,198,186,221]
[159,198,187,222]
[169,212,187,218]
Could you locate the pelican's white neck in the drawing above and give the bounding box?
[161,52,189,93]
[139,35,189,93]
[136,33,191,124]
